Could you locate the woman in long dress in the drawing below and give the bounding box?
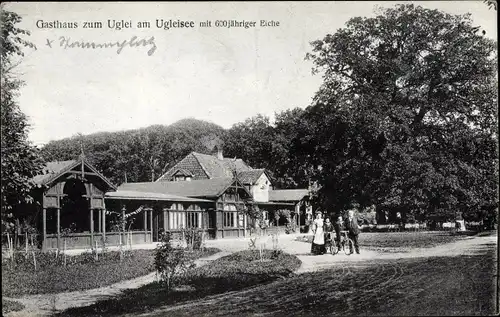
[311,212,326,255]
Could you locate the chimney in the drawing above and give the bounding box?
[217,147,223,160]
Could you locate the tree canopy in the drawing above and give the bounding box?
[41,118,227,185]
[301,4,498,222]
[1,4,44,231]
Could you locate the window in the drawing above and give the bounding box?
[169,203,185,229]
[238,213,244,227]
[223,203,238,228]
[224,193,237,201]
[187,212,199,228]
[224,212,235,227]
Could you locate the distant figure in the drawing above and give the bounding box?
[334,215,344,253]
[323,217,335,254]
[311,212,326,255]
[344,209,361,254]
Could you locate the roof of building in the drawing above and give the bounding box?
[105,190,212,203]
[118,177,249,199]
[32,160,77,186]
[32,159,116,190]
[156,152,252,182]
[268,189,309,202]
[237,169,266,185]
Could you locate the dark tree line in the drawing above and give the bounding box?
[40,119,226,185]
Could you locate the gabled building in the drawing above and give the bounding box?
[28,158,117,250]
[155,149,310,230]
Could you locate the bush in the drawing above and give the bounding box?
[154,232,195,291]
[182,228,203,250]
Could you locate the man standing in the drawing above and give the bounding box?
[333,215,343,253]
[345,209,361,254]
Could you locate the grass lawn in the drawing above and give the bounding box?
[2,299,25,314]
[139,241,498,316]
[297,231,474,253]
[56,249,302,316]
[2,248,220,297]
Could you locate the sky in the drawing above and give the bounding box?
[4,1,498,146]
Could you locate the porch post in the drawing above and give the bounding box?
[297,203,300,227]
[244,213,247,237]
[121,205,126,231]
[295,203,300,227]
[98,209,102,233]
[121,205,126,247]
[149,209,153,243]
[42,208,47,251]
[56,208,61,250]
[102,208,106,243]
[144,208,148,242]
[163,208,167,233]
[90,208,94,249]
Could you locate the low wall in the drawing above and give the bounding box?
[43,231,152,250]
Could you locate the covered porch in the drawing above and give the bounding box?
[104,190,215,243]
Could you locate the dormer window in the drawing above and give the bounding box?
[171,169,194,182]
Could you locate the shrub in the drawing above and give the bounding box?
[154,232,195,291]
[182,228,203,250]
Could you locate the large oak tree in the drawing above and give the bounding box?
[302,4,498,225]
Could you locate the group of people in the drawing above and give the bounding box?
[310,209,361,255]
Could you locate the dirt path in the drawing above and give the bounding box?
[3,251,231,317]
[129,233,498,317]
[205,232,497,273]
[296,233,497,272]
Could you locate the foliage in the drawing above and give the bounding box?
[2,299,24,314]
[300,4,498,223]
[1,4,44,233]
[153,232,195,291]
[357,205,377,225]
[181,227,204,250]
[484,0,497,10]
[223,114,275,171]
[237,203,267,229]
[1,250,155,296]
[40,119,227,185]
[223,109,309,189]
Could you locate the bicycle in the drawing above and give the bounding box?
[330,231,354,255]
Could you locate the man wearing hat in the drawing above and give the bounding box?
[344,208,361,254]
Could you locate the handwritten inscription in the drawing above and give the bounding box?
[56,36,157,56]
